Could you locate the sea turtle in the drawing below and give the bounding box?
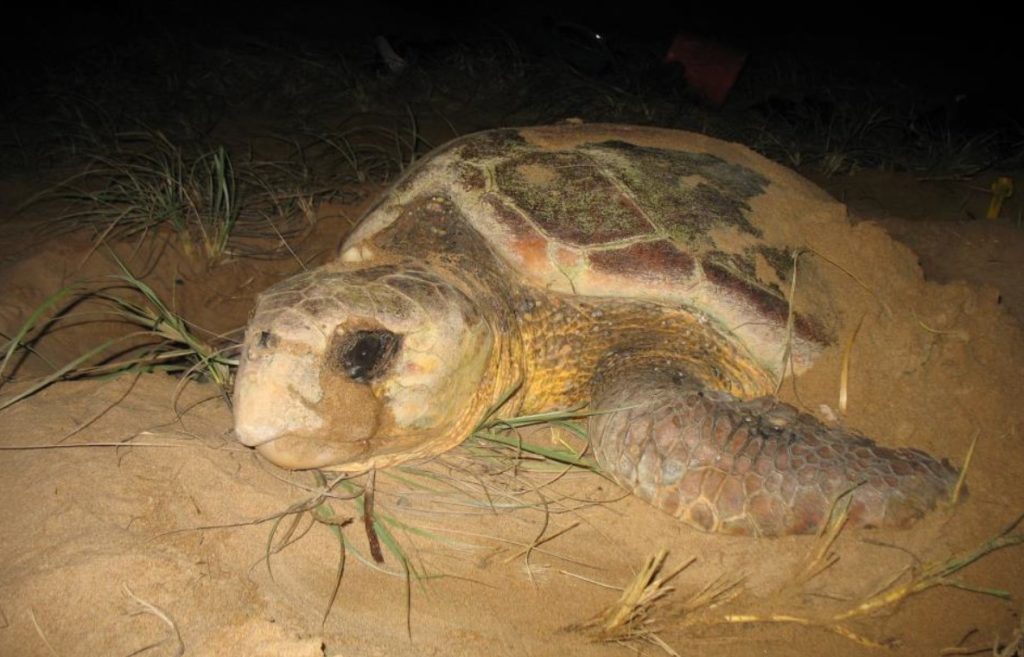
[233,123,959,537]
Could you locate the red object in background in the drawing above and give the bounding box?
[665,33,747,107]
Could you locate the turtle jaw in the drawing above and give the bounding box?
[233,350,325,448]
[233,346,383,470]
[254,435,369,471]
[232,301,389,470]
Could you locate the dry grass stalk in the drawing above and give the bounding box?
[952,430,979,505]
[838,314,864,415]
[28,609,58,657]
[939,610,1024,656]
[914,316,970,341]
[573,550,690,656]
[123,584,185,657]
[502,521,580,566]
[833,518,1024,622]
[798,492,852,582]
[992,611,1023,657]
[806,247,894,319]
[721,612,890,648]
[677,573,745,619]
[686,514,1023,648]
[775,249,803,395]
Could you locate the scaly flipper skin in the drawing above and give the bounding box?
[590,367,960,536]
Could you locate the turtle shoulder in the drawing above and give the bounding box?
[343,124,847,375]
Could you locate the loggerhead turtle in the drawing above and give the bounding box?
[233,123,959,537]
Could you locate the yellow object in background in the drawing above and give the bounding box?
[987,177,1014,219]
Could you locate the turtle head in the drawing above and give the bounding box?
[233,262,499,471]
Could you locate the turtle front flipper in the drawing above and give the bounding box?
[589,367,960,536]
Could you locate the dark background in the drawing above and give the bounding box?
[2,2,1021,174]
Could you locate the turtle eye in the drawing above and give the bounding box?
[334,330,401,382]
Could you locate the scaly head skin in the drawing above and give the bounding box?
[233,260,508,471]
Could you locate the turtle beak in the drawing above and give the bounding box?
[252,435,361,470]
[233,341,325,448]
[233,326,382,471]
[233,344,352,470]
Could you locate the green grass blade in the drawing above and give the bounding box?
[0,338,116,411]
[0,284,81,382]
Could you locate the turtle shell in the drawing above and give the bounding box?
[343,123,842,378]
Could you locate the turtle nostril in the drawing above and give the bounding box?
[254,330,278,352]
